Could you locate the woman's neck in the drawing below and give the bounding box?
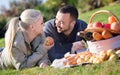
[25,31,37,42]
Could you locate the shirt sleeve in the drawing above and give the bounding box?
[12,43,48,70]
[37,54,51,66]
[79,20,87,31]
[76,20,88,41]
[12,35,49,70]
[32,36,51,66]
[44,19,56,37]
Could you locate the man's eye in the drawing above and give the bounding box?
[60,21,64,24]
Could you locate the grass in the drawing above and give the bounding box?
[0,38,4,47]
[0,61,120,75]
[0,3,120,75]
[79,2,120,23]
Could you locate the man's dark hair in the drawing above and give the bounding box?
[59,5,78,20]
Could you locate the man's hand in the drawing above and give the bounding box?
[71,41,86,53]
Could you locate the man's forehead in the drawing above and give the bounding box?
[56,12,71,20]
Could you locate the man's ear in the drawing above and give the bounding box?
[71,20,76,26]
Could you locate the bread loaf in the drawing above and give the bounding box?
[92,32,103,41]
[102,30,113,39]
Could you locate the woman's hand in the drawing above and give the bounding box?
[39,63,48,68]
[43,43,54,50]
[71,41,86,53]
[44,37,54,51]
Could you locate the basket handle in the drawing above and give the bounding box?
[89,10,119,24]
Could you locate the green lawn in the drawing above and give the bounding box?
[0,61,120,75]
[79,2,120,24]
[0,38,4,47]
[0,3,120,75]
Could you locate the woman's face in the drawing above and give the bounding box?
[34,16,44,35]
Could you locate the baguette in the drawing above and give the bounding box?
[92,32,103,41]
[102,30,113,39]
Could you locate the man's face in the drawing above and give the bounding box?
[55,11,74,34]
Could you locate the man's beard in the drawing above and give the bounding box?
[57,27,70,34]
[57,27,62,33]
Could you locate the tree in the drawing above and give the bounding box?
[0,0,43,38]
[36,0,78,21]
[1,0,43,17]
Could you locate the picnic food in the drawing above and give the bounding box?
[63,49,120,66]
[101,30,113,39]
[103,23,111,29]
[44,36,54,46]
[92,32,103,41]
[78,10,120,54]
[82,10,120,40]
[108,15,118,24]
[86,10,120,35]
[110,22,120,32]
[93,22,103,28]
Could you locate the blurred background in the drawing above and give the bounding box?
[0,0,120,38]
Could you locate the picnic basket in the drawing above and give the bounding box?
[85,10,120,53]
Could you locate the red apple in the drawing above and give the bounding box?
[103,23,111,29]
[93,22,103,28]
[45,37,54,46]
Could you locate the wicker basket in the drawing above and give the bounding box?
[86,10,120,53]
[85,10,120,34]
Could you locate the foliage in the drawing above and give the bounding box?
[0,16,6,29]
[36,4,58,21]
[0,16,7,38]
[77,0,119,13]
[1,0,43,17]
[0,0,43,38]
[36,0,78,21]
[0,0,119,25]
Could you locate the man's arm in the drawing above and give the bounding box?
[76,19,88,41]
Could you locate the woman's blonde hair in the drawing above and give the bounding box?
[5,9,42,57]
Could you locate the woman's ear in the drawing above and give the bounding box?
[29,24,34,30]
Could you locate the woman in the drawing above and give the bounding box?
[0,9,51,70]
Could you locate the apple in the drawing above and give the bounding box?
[45,36,54,46]
[111,22,120,31]
[93,22,103,28]
[103,23,111,29]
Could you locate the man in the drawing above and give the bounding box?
[44,5,87,62]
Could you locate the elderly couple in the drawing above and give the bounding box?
[0,5,87,70]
